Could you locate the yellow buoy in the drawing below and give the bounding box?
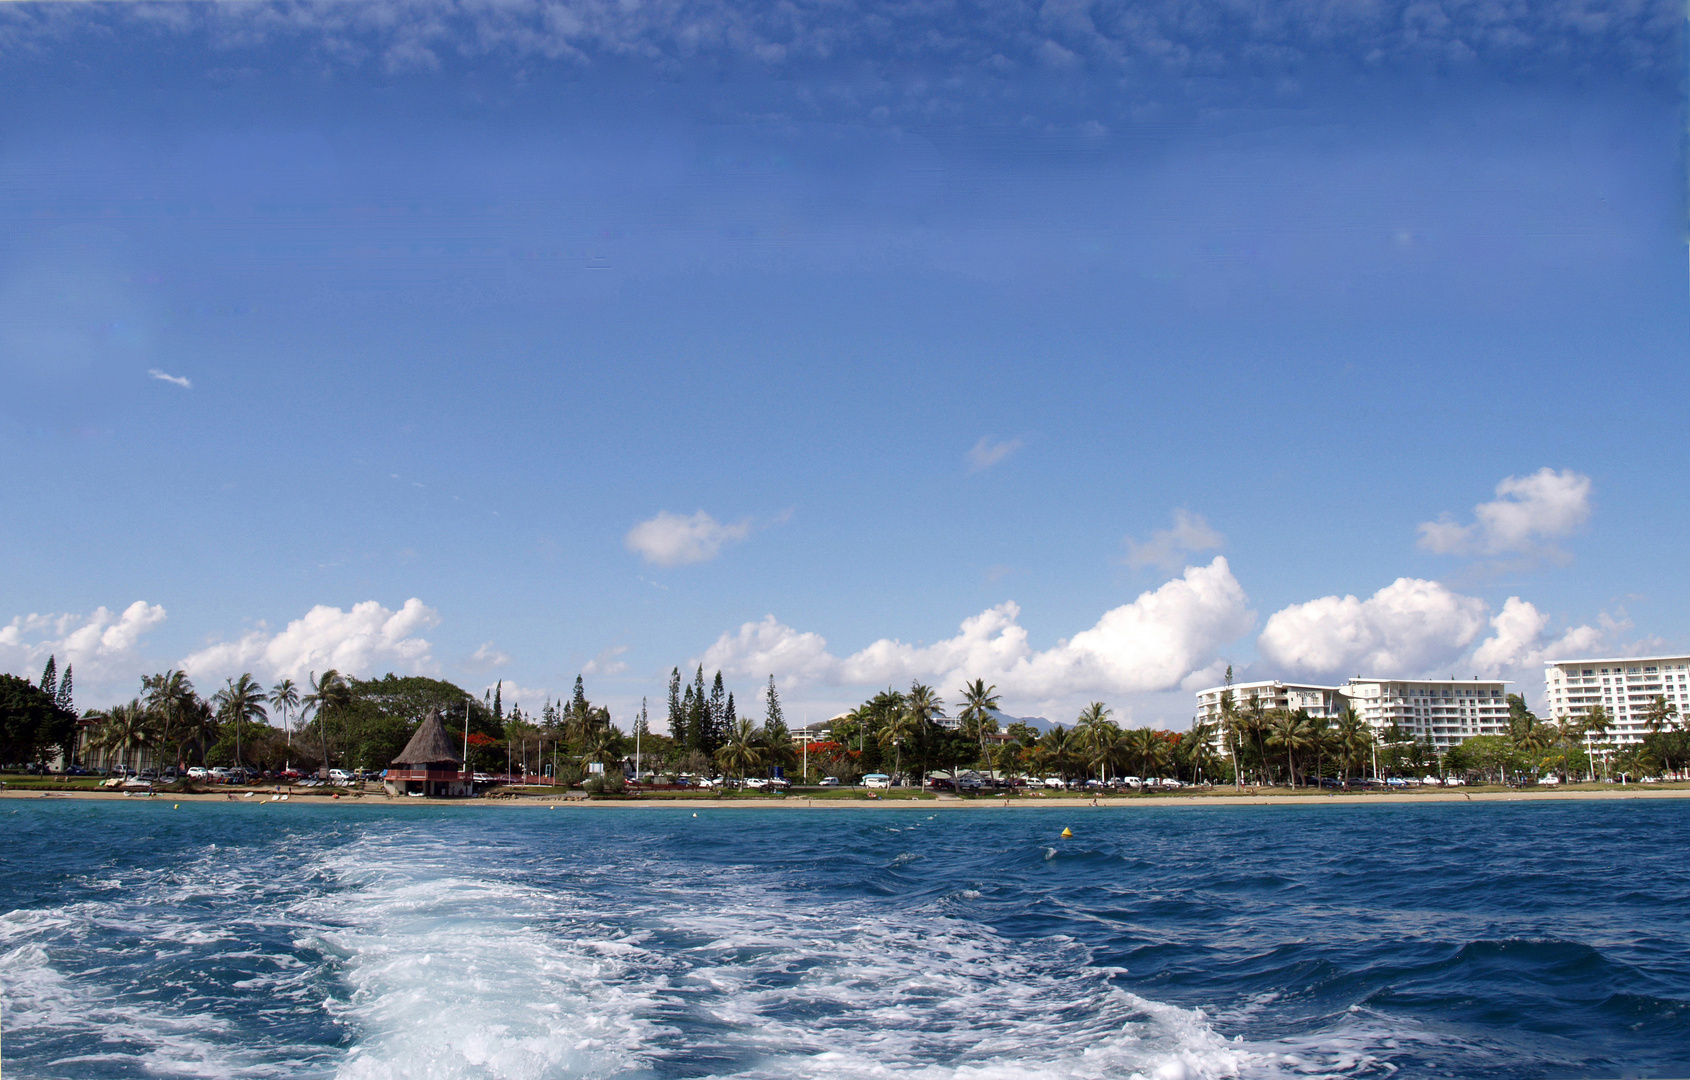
[1060,827,1072,838]
[173,803,179,809]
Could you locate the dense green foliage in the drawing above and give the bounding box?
[0,671,78,763]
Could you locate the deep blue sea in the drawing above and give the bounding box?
[2,799,1688,1079]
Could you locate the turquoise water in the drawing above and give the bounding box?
[2,800,1688,1079]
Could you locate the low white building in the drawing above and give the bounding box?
[1543,654,1690,745]
[1193,680,1346,728]
[1194,676,1509,751]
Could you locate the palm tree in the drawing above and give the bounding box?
[92,699,156,773]
[956,679,1002,760]
[1217,686,1243,788]
[1306,712,1333,786]
[1124,727,1168,781]
[993,741,1024,788]
[301,670,351,774]
[1075,702,1115,782]
[1639,698,1677,735]
[269,678,299,750]
[580,724,627,769]
[212,673,268,772]
[1584,704,1618,780]
[1036,724,1084,783]
[1267,708,1316,787]
[1183,721,1221,785]
[1333,706,1372,783]
[714,718,765,784]
[142,669,200,770]
[902,682,946,784]
[1553,716,1585,782]
[879,709,921,787]
[1243,696,1271,785]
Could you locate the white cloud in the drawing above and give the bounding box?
[468,642,511,670]
[702,557,1254,704]
[147,368,191,389]
[583,645,630,677]
[625,510,753,567]
[1258,578,1490,680]
[1125,509,1224,572]
[0,601,168,704]
[1470,597,1610,675]
[180,598,439,685]
[486,682,553,714]
[967,436,1023,471]
[1418,468,1591,557]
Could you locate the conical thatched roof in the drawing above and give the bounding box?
[392,711,463,766]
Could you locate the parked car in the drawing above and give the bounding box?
[744,777,769,789]
[818,776,840,787]
[328,769,353,783]
[862,774,892,789]
[187,766,208,780]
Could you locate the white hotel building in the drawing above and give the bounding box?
[1195,677,1510,751]
[1543,655,1690,745]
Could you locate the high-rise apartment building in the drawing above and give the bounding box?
[1543,654,1690,744]
[1194,676,1509,751]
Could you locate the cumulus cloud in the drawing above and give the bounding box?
[702,557,1254,702]
[1258,576,1622,688]
[1418,468,1592,558]
[1470,597,1610,674]
[625,510,754,567]
[1258,578,1490,680]
[1125,509,1224,572]
[0,601,168,703]
[967,436,1023,472]
[147,368,191,388]
[180,598,439,684]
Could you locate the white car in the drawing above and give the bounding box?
[1041,776,1066,789]
[862,774,892,789]
[187,766,208,780]
[328,769,353,783]
[744,777,769,789]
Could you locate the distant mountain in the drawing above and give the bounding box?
[989,709,1053,732]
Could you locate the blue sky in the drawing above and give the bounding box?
[0,0,1683,728]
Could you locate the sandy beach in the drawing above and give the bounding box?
[7,786,1689,809]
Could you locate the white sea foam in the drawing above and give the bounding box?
[4,820,1432,1080]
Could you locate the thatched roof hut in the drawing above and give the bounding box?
[392,711,463,766]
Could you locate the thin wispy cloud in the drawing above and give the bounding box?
[1126,510,1224,572]
[967,436,1023,472]
[148,368,191,389]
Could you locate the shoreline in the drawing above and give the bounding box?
[6,787,1690,809]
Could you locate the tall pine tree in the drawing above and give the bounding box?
[681,684,698,751]
[666,668,683,744]
[708,671,727,752]
[56,663,73,715]
[38,656,56,700]
[689,666,710,753]
[493,680,503,722]
[724,691,736,732]
[763,675,789,744]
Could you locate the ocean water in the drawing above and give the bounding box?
[2,800,1688,1079]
